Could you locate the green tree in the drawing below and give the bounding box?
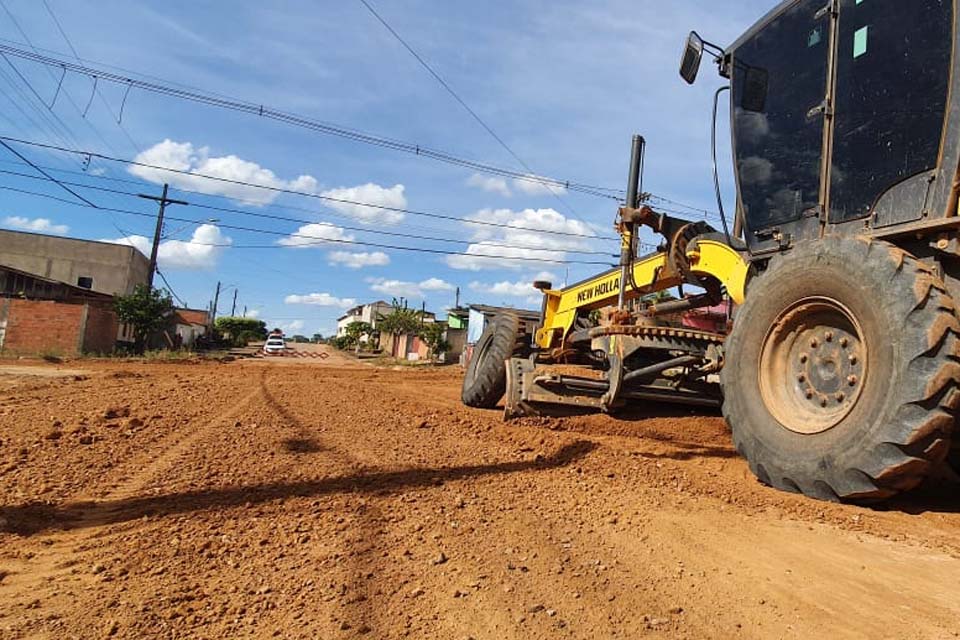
[330,335,352,350]
[114,285,175,353]
[215,316,268,346]
[376,307,420,337]
[345,321,373,351]
[312,333,324,343]
[418,322,450,361]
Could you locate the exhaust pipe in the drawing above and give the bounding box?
[618,135,646,310]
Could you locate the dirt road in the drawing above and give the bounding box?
[1,352,959,639]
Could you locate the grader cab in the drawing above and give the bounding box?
[462,0,960,502]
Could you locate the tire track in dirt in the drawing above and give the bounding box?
[0,375,268,625]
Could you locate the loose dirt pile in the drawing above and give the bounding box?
[1,353,959,639]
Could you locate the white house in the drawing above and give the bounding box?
[336,300,396,337]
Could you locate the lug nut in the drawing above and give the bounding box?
[849,355,858,365]
[798,374,806,383]
[805,390,815,400]
[825,331,834,342]
[810,338,819,348]
[847,375,858,387]
[840,337,849,348]
[820,397,829,408]
[836,392,846,403]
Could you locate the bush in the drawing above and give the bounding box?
[215,317,267,347]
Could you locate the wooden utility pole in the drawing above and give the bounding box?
[139,184,188,289]
[211,281,222,323]
[230,289,238,316]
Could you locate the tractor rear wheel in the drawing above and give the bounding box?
[722,237,960,502]
[462,314,526,409]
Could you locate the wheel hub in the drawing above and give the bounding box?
[759,297,867,434]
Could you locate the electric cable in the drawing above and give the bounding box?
[0,183,617,266]
[39,0,142,153]
[0,134,625,243]
[0,164,619,256]
[0,41,622,200]
[357,0,589,223]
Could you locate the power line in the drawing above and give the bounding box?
[357,0,587,221]
[155,268,186,307]
[0,0,101,155]
[0,139,96,206]
[0,57,83,162]
[0,183,616,266]
[0,166,618,256]
[0,135,623,243]
[0,41,622,200]
[39,0,142,154]
[0,38,718,218]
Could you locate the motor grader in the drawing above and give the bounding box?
[462,0,960,502]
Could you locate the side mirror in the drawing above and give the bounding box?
[680,31,705,85]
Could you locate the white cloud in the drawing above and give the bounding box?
[467,173,512,197]
[513,175,567,196]
[321,183,407,224]
[129,139,318,206]
[278,223,354,248]
[284,292,357,308]
[367,277,455,299]
[244,309,262,319]
[419,277,455,292]
[470,280,534,297]
[102,223,231,270]
[470,273,554,298]
[3,216,69,235]
[327,250,390,268]
[281,320,305,333]
[446,208,595,271]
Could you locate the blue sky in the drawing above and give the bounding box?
[0,0,772,337]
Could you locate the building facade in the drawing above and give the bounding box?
[0,264,119,356]
[0,229,150,296]
[336,300,397,337]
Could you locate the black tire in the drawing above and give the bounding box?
[948,444,960,477]
[721,236,960,502]
[462,314,525,408]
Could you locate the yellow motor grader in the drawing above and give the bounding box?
[462,0,960,502]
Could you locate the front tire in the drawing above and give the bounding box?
[722,237,960,502]
[462,314,525,408]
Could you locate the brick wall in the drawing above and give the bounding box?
[0,299,118,356]
[83,304,119,355]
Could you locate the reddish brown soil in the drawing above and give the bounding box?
[1,351,959,639]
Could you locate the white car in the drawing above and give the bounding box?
[263,335,286,355]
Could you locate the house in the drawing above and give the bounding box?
[0,228,150,296]
[336,300,396,337]
[0,263,119,356]
[374,307,440,360]
[462,304,542,367]
[171,308,211,348]
[466,304,541,343]
[445,307,470,360]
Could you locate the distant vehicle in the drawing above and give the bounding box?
[263,335,286,355]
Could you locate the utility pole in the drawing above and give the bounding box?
[211,281,222,324]
[455,286,460,309]
[139,183,188,289]
[243,305,248,317]
[230,289,238,316]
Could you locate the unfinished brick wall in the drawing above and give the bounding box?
[82,304,119,355]
[0,299,118,356]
